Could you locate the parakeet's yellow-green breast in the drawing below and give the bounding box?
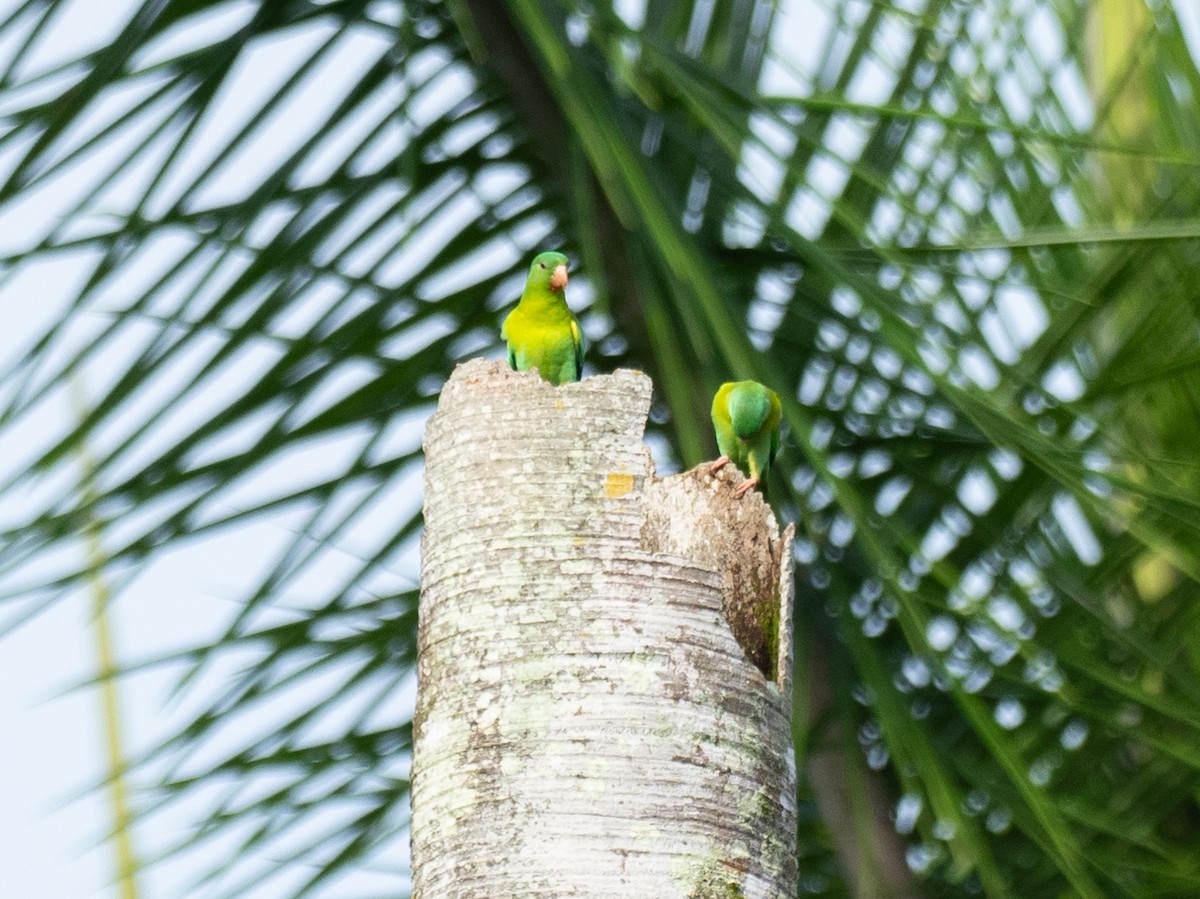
[710,380,781,498]
[501,251,582,386]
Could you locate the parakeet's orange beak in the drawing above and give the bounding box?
[550,264,568,291]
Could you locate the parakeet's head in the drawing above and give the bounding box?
[528,251,569,293]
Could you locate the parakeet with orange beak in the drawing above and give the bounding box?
[710,381,781,498]
[501,251,582,386]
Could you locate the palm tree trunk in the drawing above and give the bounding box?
[804,632,922,899]
[413,359,796,897]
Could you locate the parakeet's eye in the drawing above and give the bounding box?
[539,263,546,269]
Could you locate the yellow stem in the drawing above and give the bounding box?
[72,381,140,899]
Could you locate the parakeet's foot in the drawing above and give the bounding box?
[710,455,731,474]
[733,477,758,498]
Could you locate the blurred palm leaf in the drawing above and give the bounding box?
[2,0,1200,896]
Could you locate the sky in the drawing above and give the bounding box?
[0,1,408,896]
[0,0,167,885]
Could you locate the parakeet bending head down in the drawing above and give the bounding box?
[710,380,781,498]
[501,251,582,386]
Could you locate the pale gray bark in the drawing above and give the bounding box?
[413,359,796,898]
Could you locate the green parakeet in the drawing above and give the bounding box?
[501,251,583,386]
[710,380,781,498]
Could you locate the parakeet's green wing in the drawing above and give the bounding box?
[501,317,516,370]
[767,388,782,467]
[711,383,735,459]
[570,318,583,381]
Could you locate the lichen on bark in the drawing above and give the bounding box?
[413,359,796,898]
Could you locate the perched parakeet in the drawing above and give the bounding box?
[710,380,781,498]
[501,251,582,386]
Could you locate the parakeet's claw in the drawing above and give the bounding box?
[710,455,731,474]
[733,478,758,498]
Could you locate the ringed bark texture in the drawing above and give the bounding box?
[413,359,797,898]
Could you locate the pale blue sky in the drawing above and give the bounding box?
[0,1,410,896]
